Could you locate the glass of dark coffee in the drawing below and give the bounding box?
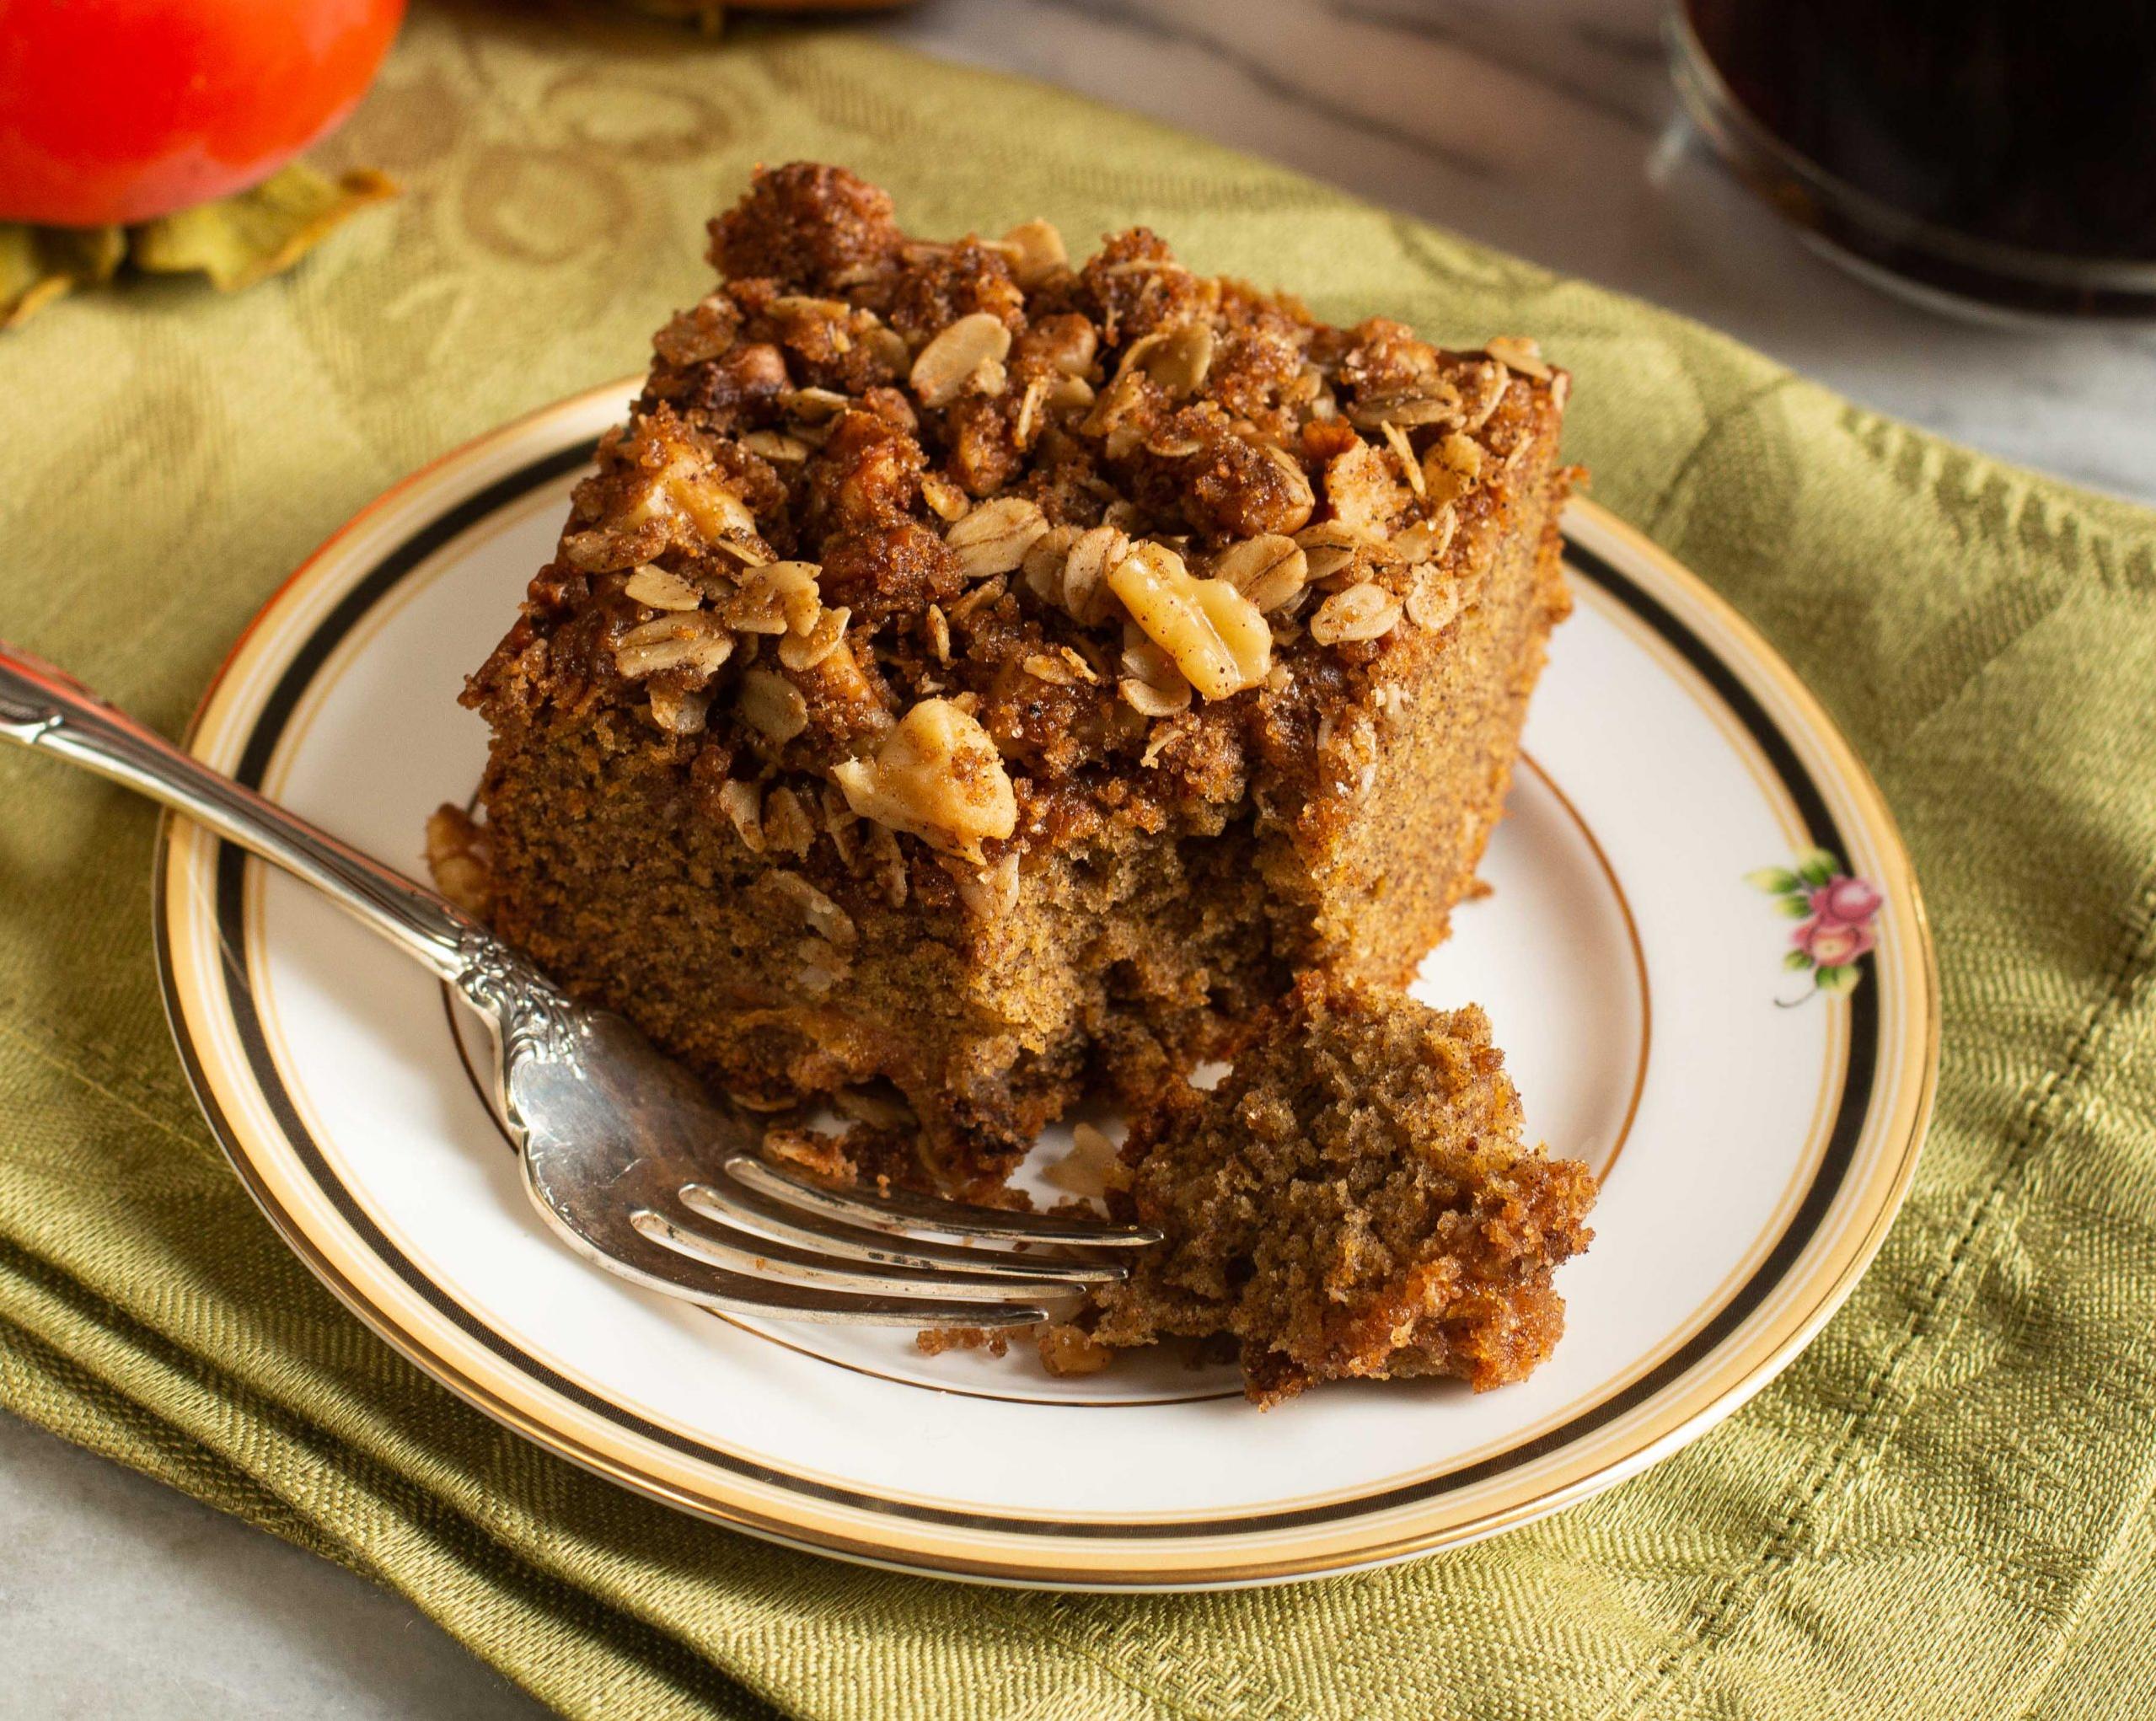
[1671,2,2156,319]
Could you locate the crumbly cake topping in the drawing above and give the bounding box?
[469,163,1567,904]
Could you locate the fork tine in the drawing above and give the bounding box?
[632,1199,1093,1307]
[678,1179,1130,1286]
[721,1153,1164,1247]
[562,1216,1052,1328]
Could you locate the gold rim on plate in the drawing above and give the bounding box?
[153,381,1939,1590]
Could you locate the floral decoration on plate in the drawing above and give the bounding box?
[1746,849,1882,1005]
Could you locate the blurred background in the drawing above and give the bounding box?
[5,0,2152,503]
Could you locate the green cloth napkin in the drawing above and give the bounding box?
[5,8,2155,1718]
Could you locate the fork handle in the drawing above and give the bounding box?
[1,638,480,984]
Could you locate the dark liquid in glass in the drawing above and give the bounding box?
[1678,1,2156,315]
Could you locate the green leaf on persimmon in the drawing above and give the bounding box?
[3,163,394,330]
[131,164,395,292]
[0,222,124,328]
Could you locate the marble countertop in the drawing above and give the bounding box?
[8,3,2150,1717]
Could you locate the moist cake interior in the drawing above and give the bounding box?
[1069,973,1597,1405]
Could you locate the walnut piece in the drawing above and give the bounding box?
[1105,540,1270,700]
[1325,442,1406,542]
[830,697,1018,862]
[622,448,758,547]
[1043,1120,1122,1198]
[936,850,1020,920]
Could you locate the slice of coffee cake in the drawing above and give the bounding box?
[460,164,1572,1192]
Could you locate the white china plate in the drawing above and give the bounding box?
[157,382,1937,1590]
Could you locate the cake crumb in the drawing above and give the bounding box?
[915,1326,1011,1359]
[1081,973,1596,1406]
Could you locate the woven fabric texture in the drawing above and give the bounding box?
[3,9,2153,1718]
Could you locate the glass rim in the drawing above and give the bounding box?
[1667,4,2156,296]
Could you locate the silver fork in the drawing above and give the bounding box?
[0,642,1156,1329]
